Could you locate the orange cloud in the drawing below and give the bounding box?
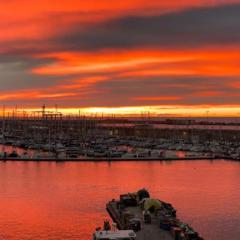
[193,91,225,97]
[0,91,77,101]
[228,81,240,88]
[134,96,183,101]
[56,76,110,90]
[32,47,240,78]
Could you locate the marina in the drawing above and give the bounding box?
[1,112,240,161]
[0,143,215,161]
[0,135,237,162]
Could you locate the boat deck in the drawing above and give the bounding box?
[107,201,174,240]
[127,205,174,240]
[106,191,204,240]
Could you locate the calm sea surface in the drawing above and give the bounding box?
[0,160,239,240]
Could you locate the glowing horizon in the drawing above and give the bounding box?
[1,105,240,118]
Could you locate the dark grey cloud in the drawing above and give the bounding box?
[58,4,240,51]
[0,54,70,91]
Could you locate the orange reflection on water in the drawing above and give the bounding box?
[0,160,239,240]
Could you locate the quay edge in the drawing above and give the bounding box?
[0,156,218,162]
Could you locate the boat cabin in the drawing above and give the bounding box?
[93,230,136,240]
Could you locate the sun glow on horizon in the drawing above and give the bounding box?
[1,105,240,118]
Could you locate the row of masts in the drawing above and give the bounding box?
[0,105,155,121]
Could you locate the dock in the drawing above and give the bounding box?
[0,157,217,162]
[0,156,217,162]
[106,189,204,240]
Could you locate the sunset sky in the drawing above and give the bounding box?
[1,0,240,116]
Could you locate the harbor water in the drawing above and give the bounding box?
[0,160,239,240]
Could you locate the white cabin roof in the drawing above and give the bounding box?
[94,230,136,239]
